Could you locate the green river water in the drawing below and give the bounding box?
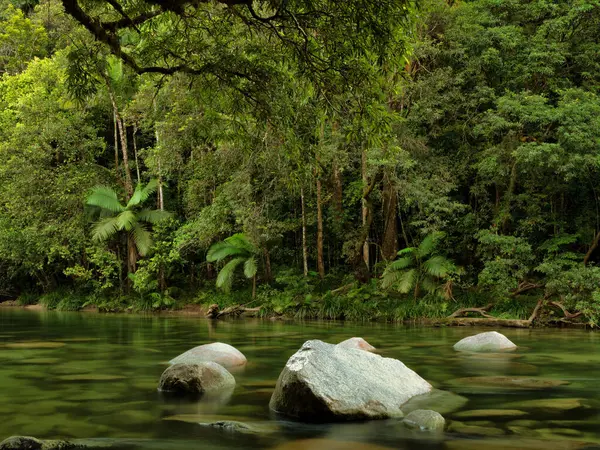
[1,308,600,450]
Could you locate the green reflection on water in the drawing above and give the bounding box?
[1,309,600,450]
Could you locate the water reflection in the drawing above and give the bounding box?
[1,308,600,449]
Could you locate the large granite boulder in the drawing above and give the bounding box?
[269,340,431,421]
[169,342,247,368]
[158,362,235,395]
[336,337,375,352]
[453,331,516,352]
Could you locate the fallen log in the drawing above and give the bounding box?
[205,303,261,319]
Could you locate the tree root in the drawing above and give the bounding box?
[440,298,545,328]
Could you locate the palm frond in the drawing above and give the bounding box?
[138,209,172,224]
[421,275,440,294]
[207,242,246,262]
[225,233,257,254]
[132,223,152,256]
[127,180,159,208]
[244,257,258,279]
[397,247,416,256]
[86,186,125,213]
[381,267,404,289]
[216,257,245,293]
[91,217,119,242]
[423,255,455,278]
[116,210,137,231]
[396,268,417,294]
[386,256,414,272]
[417,231,446,258]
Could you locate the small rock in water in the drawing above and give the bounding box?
[453,331,516,352]
[403,410,445,432]
[169,342,247,369]
[269,339,431,421]
[0,436,85,450]
[336,337,376,352]
[158,362,235,395]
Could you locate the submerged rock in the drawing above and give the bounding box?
[197,420,278,435]
[453,331,517,352]
[0,436,86,450]
[269,339,431,421]
[454,409,528,419]
[401,389,469,415]
[336,337,376,352]
[158,362,235,395]
[448,421,505,436]
[503,398,594,413]
[447,376,569,390]
[169,343,247,369]
[403,410,445,432]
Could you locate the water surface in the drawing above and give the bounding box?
[1,309,599,449]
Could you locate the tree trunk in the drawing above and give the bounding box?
[127,236,137,275]
[301,186,309,277]
[316,168,325,280]
[264,248,272,281]
[108,88,133,198]
[113,110,121,182]
[133,122,141,184]
[361,149,370,269]
[332,161,343,220]
[584,231,600,265]
[155,121,165,210]
[382,171,398,261]
[252,274,257,299]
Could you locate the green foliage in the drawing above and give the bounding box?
[382,232,461,299]
[207,233,259,294]
[86,181,171,257]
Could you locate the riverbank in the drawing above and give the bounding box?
[0,288,592,328]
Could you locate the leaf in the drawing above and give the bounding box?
[116,210,137,231]
[206,242,246,262]
[127,179,159,208]
[396,269,417,294]
[244,257,257,279]
[91,217,119,242]
[86,186,125,213]
[397,247,416,256]
[423,255,455,278]
[132,224,152,256]
[387,256,414,271]
[216,257,245,293]
[137,209,172,224]
[225,233,257,254]
[417,232,445,258]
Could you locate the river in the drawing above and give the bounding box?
[1,308,599,449]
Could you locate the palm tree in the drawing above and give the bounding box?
[381,231,459,299]
[207,233,260,298]
[86,180,171,274]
